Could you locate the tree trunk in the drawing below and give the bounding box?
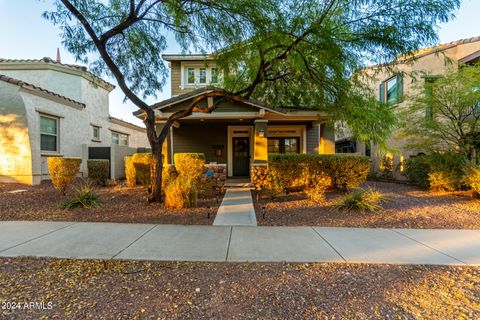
[149,141,163,203]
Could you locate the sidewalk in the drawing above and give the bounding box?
[1,221,479,265]
[213,188,257,226]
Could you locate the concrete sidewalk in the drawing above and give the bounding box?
[0,221,479,265]
[213,188,257,226]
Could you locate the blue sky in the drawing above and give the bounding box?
[0,0,479,126]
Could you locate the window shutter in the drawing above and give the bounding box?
[396,73,404,102]
[379,82,385,102]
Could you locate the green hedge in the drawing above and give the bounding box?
[173,153,205,182]
[87,159,109,185]
[47,157,82,194]
[125,153,152,187]
[267,153,371,191]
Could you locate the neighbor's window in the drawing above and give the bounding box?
[211,68,218,83]
[92,125,100,140]
[267,137,300,154]
[111,131,128,146]
[199,68,207,84]
[187,68,195,84]
[380,74,403,105]
[40,115,58,152]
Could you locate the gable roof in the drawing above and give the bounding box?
[162,54,212,62]
[0,73,86,109]
[133,86,292,116]
[364,35,480,70]
[0,57,115,91]
[108,116,146,132]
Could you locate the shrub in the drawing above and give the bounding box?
[335,187,386,213]
[267,154,370,192]
[87,159,109,186]
[403,152,467,191]
[403,156,430,188]
[59,182,101,209]
[164,176,197,208]
[304,176,330,204]
[464,165,480,196]
[125,156,136,187]
[48,157,81,194]
[174,153,205,182]
[132,153,152,186]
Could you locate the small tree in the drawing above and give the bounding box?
[399,64,480,163]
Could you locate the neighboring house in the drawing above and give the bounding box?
[134,54,335,179]
[336,36,480,178]
[0,57,149,185]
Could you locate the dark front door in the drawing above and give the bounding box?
[233,137,250,176]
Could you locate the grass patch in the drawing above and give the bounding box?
[335,187,386,213]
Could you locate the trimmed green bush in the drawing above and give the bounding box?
[174,153,205,182]
[164,176,197,208]
[335,187,386,213]
[267,153,370,191]
[124,153,153,187]
[403,152,467,191]
[48,157,82,194]
[464,165,480,196]
[60,181,101,209]
[87,159,109,186]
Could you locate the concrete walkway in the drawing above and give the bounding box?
[1,221,479,265]
[213,188,257,226]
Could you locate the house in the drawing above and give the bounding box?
[336,36,480,178]
[133,54,335,180]
[0,57,149,185]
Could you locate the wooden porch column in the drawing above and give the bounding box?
[320,123,335,154]
[155,122,172,164]
[253,120,268,163]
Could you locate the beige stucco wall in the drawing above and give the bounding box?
[353,40,480,178]
[0,63,150,184]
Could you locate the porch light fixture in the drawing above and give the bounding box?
[258,129,265,138]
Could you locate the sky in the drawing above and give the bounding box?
[0,0,479,127]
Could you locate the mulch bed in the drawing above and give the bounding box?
[254,181,480,229]
[0,181,221,225]
[0,257,478,319]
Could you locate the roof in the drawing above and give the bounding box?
[364,35,480,70]
[162,54,212,62]
[133,86,315,117]
[0,57,115,91]
[0,73,86,109]
[108,116,146,132]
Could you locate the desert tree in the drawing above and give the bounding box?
[398,64,480,163]
[44,0,459,202]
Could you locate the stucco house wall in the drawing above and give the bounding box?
[0,59,150,184]
[342,37,480,178]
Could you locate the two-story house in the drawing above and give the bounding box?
[336,36,480,178]
[134,54,336,179]
[0,57,149,185]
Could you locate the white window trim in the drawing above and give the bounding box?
[110,130,129,147]
[40,114,60,154]
[180,63,219,88]
[92,124,101,142]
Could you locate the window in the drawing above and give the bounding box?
[40,115,58,152]
[380,74,403,105]
[92,126,100,140]
[187,68,195,84]
[211,68,218,83]
[267,137,300,154]
[111,131,128,146]
[199,68,207,84]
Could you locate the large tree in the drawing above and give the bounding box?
[398,64,480,162]
[44,0,459,202]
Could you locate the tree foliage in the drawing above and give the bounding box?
[398,64,480,159]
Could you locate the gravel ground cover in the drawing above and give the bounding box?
[0,182,220,225]
[254,181,480,229]
[0,257,478,319]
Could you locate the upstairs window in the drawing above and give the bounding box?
[92,125,100,140]
[380,74,403,105]
[187,68,195,84]
[112,131,128,146]
[40,115,58,152]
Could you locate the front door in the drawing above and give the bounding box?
[233,137,250,176]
